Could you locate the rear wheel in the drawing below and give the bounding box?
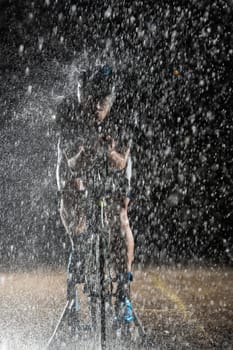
[100,233,108,349]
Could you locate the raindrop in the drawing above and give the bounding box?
[71,4,77,13]
[164,146,171,156]
[104,6,112,18]
[19,44,24,54]
[25,67,30,76]
[27,85,32,95]
[53,26,58,35]
[38,37,44,51]
[206,111,214,121]
[168,193,179,206]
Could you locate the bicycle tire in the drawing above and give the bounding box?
[85,232,100,334]
[99,233,107,350]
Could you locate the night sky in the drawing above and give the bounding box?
[0,0,233,267]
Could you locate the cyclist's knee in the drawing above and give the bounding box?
[121,196,130,210]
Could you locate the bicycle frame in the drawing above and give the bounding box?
[46,174,146,350]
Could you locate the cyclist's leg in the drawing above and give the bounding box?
[59,178,87,236]
[119,196,134,323]
[120,196,134,274]
[59,181,88,331]
[60,183,87,285]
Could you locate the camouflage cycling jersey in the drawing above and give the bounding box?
[56,97,131,200]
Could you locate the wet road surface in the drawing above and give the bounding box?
[0,266,232,350]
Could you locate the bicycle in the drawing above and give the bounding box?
[46,172,146,350]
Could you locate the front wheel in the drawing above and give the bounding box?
[99,234,107,350]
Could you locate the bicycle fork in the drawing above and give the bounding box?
[99,200,106,350]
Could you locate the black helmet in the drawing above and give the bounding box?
[84,64,114,100]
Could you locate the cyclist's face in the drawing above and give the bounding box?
[95,95,112,123]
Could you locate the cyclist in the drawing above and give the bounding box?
[56,65,134,321]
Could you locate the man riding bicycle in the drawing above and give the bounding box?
[56,65,135,322]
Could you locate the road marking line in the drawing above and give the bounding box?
[151,273,213,344]
[152,275,188,319]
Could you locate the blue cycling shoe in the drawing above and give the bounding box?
[126,271,133,282]
[124,297,134,323]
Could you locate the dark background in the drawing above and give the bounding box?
[0,0,233,268]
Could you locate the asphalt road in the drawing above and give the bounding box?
[0,266,232,350]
